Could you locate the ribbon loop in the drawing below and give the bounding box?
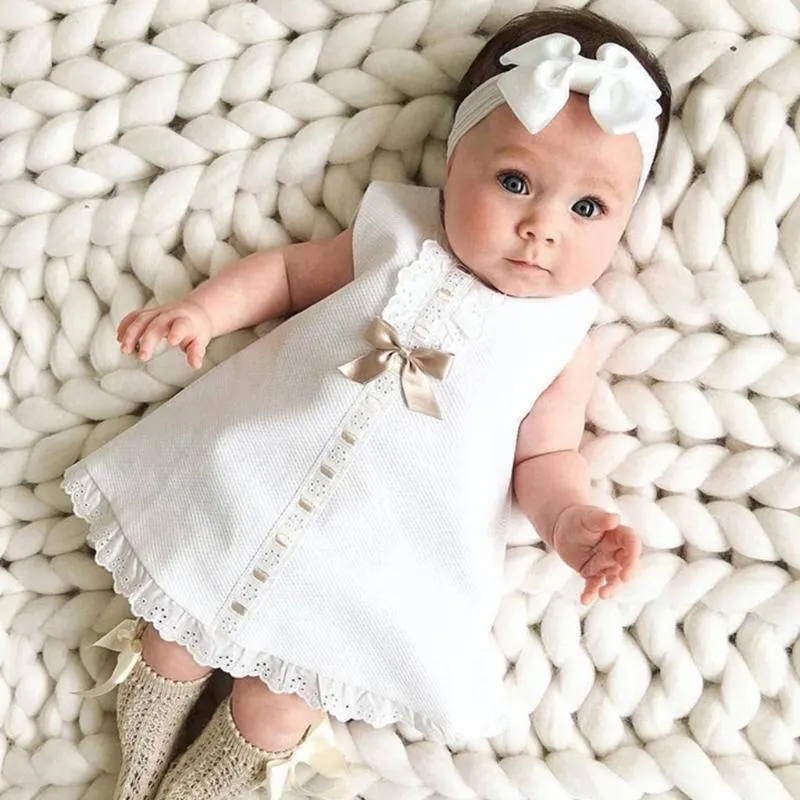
[339,318,453,419]
[74,618,146,698]
[260,714,351,800]
[497,34,661,138]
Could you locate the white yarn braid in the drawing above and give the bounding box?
[2,0,800,797]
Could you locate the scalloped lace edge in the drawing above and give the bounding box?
[61,462,469,743]
[382,239,453,335]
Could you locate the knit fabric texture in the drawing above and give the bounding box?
[114,659,211,800]
[155,698,295,800]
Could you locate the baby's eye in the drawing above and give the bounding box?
[499,173,528,195]
[572,197,605,218]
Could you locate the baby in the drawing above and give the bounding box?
[63,8,672,800]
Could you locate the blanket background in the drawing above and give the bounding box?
[1,0,800,797]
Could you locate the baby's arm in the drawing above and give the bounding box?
[512,338,641,604]
[119,229,354,367]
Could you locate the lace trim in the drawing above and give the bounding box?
[381,239,450,342]
[381,239,496,351]
[61,463,498,743]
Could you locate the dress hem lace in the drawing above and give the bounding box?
[62,462,508,744]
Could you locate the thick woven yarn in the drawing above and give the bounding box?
[1,1,800,798]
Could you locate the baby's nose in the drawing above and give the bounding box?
[518,208,560,245]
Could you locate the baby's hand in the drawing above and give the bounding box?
[118,301,212,369]
[551,506,641,605]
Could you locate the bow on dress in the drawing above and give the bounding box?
[339,318,454,419]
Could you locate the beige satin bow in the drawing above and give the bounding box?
[75,618,146,698]
[339,318,454,419]
[260,714,351,800]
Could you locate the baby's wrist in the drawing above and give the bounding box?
[183,298,214,332]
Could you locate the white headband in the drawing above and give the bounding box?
[447,33,663,199]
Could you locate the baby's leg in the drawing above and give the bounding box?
[141,624,213,681]
[232,676,320,750]
[112,623,212,800]
[155,678,321,799]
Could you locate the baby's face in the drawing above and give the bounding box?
[442,95,642,297]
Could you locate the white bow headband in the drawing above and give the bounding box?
[447,33,663,199]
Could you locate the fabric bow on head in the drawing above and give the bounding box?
[497,33,662,138]
[446,32,663,198]
[339,318,453,419]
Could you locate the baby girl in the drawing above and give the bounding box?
[63,7,672,800]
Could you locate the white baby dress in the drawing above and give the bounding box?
[64,181,599,743]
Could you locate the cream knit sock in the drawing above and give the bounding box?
[154,697,299,800]
[114,658,211,800]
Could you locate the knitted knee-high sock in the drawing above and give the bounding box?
[154,697,300,800]
[113,659,211,800]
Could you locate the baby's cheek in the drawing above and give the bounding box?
[468,202,503,249]
[558,240,608,292]
[451,205,488,254]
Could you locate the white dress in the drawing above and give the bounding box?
[64,181,599,743]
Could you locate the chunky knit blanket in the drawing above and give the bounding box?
[2,0,800,797]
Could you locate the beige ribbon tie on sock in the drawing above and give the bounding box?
[75,618,147,698]
[258,714,351,800]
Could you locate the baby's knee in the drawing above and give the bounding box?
[141,624,211,682]
[233,677,318,735]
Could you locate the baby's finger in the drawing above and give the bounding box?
[580,549,620,578]
[117,310,141,341]
[119,310,157,354]
[137,315,174,360]
[598,567,622,599]
[613,526,641,581]
[167,317,193,346]
[580,575,604,605]
[186,339,206,369]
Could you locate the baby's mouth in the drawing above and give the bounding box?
[506,258,547,271]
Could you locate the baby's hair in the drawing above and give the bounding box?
[455,8,673,174]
